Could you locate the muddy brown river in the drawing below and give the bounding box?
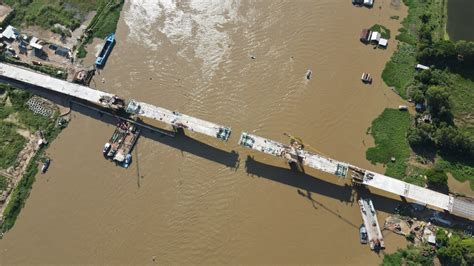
[1,0,410,264]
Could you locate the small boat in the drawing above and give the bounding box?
[122,154,132,168]
[95,33,115,68]
[306,69,312,80]
[103,142,111,155]
[359,224,368,244]
[41,158,51,173]
[361,73,372,84]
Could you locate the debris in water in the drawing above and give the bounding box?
[306,69,312,80]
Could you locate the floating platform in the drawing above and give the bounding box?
[358,198,384,250]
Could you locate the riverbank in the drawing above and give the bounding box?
[0,85,67,233]
[374,0,474,264]
[374,0,474,190]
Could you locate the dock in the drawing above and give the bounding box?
[358,198,384,250]
[238,132,474,221]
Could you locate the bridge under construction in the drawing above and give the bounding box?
[0,62,472,221]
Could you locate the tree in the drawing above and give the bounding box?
[435,125,474,158]
[437,235,464,266]
[410,87,425,104]
[425,168,448,188]
[408,123,435,148]
[426,86,451,120]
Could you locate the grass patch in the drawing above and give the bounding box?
[382,244,435,265]
[381,43,417,98]
[0,121,26,169]
[369,24,391,39]
[366,109,412,179]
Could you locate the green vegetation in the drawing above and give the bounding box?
[381,244,435,266]
[382,231,474,266]
[0,175,7,191]
[390,15,400,20]
[0,121,26,169]
[381,44,417,98]
[77,0,124,58]
[366,109,412,179]
[378,0,474,190]
[0,85,63,233]
[370,24,391,39]
[3,0,98,31]
[0,55,67,80]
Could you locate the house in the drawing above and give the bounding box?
[29,37,44,57]
[378,38,388,48]
[1,25,19,41]
[55,46,70,58]
[370,31,381,43]
[360,29,371,43]
[415,103,425,112]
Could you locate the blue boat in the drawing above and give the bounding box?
[95,33,115,68]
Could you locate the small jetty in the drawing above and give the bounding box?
[103,120,140,168]
[96,33,115,68]
[358,198,384,250]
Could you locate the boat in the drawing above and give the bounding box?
[361,73,372,84]
[359,224,368,244]
[122,154,132,168]
[398,105,408,111]
[95,33,115,68]
[103,142,111,156]
[41,158,51,173]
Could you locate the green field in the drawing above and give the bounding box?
[366,109,412,180]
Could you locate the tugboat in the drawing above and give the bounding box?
[359,224,368,244]
[41,158,51,174]
[95,33,115,68]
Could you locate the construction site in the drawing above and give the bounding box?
[0,62,473,249]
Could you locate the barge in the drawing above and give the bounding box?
[104,120,140,168]
[95,33,115,68]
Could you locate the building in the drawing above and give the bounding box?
[29,36,44,57]
[360,29,371,43]
[1,25,19,41]
[378,38,388,48]
[416,64,430,70]
[55,46,70,58]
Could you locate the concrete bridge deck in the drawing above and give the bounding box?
[238,132,474,220]
[0,62,471,220]
[0,63,231,141]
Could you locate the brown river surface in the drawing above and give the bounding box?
[1,0,410,264]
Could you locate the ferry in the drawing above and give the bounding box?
[359,224,368,244]
[95,33,115,68]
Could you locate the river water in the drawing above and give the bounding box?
[447,0,474,41]
[1,0,408,264]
